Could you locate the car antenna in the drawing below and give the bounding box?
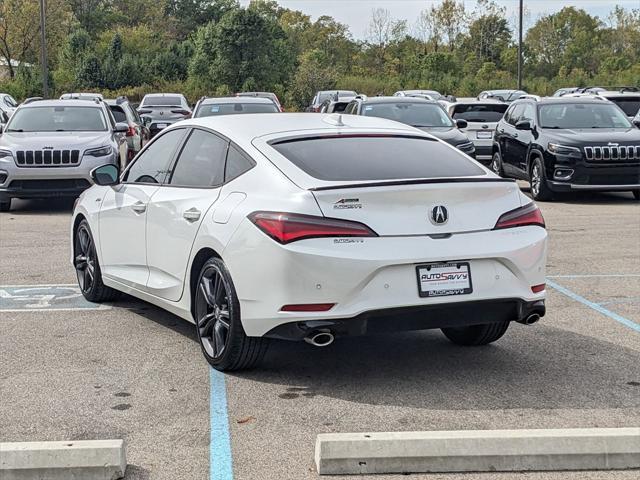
[324,113,345,127]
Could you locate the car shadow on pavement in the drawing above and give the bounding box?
[235,324,640,411]
[520,188,638,205]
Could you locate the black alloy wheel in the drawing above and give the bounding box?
[74,220,119,302]
[194,257,269,371]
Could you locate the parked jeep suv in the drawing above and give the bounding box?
[492,97,640,201]
[0,99,128,211]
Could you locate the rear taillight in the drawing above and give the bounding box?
[531,284,545,293]
[494,203,545,230]
[248,211,377,244]
[171,109,191,117]
[126,124,136,137]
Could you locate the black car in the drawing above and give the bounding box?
[491,97,640,201]
[137,93,191,137]
[344,96,475,157]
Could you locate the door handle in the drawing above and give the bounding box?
[513,133,518,138]
[183,208,201,222]
[131,201,146,214]
[499,128,505,133]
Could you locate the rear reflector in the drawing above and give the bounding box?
[248,211,377,244]
[531,284,546,293]
[281,303,335,312]
[494,203,545,230]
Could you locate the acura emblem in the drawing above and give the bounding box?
[430,205,448,225]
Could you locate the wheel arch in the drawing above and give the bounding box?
[189,247,223,319]
[527,147,545,173]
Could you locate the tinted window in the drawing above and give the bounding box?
[521,104,536,123]
[195,102,278,117]
[451,104,508,122]
[271,135,484,181]
[109,106,127,123]
[225,145,254,182]
[142,96,183,107]
[539,103,632,129]
[363,102,453,127]
[608,97,640,117]
[505,104,523,125]
[6,106,107,132]
[169,129,227,187]
[125,129,185,184]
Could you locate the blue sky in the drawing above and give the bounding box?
[240,0,639,39]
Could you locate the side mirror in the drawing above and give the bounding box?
[91,164,120,186]
[515,120,531,131]
[114,122,128,133]
[633,119,640,128]
[455,119,468,129]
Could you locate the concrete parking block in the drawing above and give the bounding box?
[0,439,126,480]
[315,427,640,475]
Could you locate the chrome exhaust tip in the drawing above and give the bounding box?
[518,313,541,325]
[304,331,335,347]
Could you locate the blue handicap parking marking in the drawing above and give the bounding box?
[0,285,110,312]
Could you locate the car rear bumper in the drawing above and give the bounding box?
[224,220,548,337]
[264,298,546,340]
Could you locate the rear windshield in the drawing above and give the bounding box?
[271,135,484,181]
[451,103,508,122]
[607,97,640,117]
[6,106,107,132]
[109,105,127,123]
[195,103,279,117]
[363,102,453,128]
[142,96,183,107]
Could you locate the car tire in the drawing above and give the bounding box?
[490,151,504,177]
[74,220,120,303]
[529,157,554,201]
[633,190,640,200]
[194,257,269,371]
[441,321,510,346]
[0,199,11,212]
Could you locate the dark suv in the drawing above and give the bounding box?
[492,97,640,201]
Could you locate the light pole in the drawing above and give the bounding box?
[517,0,523,90]
[39,0,49,98]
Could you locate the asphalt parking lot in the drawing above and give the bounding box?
[1,188,639,480]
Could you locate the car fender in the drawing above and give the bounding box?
[70,185,106,267]
[527,146,545,174]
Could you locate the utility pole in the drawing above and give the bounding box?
[39,0,49,98]
[517,0,523,90]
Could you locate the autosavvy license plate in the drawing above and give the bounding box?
[476,131,492,139]
[416,262,473,298]
[156,123,168,129]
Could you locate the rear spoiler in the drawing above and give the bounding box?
[309,177,516,191]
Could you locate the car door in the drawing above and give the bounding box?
[144,128,228,301]
[511,103,536,175]
[499,104,524,176]
[98,128,187,290]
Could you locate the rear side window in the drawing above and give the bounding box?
[169,129,228,187]
[225,145,254,182]
[451,104,508,122]
[271,135,484,182]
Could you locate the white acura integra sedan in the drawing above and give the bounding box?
[71,113,547,371]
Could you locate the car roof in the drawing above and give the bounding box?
[181,113,422,141]
[399,90,440,94]
[451,99,505,105]
[360,96,437,105]
[597,91,640,97]
[201,97,274,105]
[143,93,184,97]
[519,96,612,105]
[19,99,103,108]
